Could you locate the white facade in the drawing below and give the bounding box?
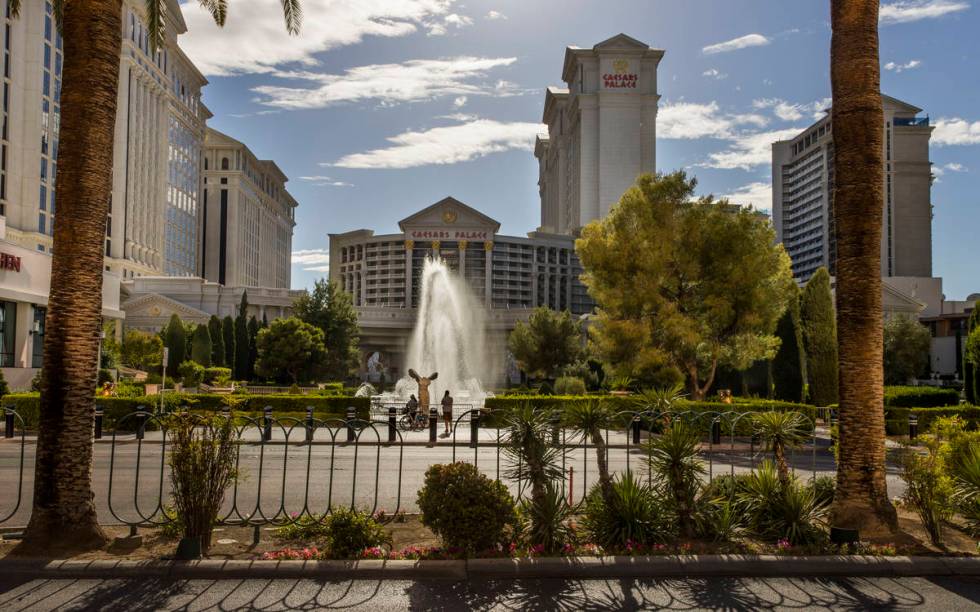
[772,94,933,282]
[201,128,296,289]
[535,34,663,235]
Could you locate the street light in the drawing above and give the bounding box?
[161,346,170,414]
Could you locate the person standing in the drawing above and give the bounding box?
[441,390,454,436]
[405,394,419,426]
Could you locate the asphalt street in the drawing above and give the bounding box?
[1,575,978,610]
[0,430,908,529]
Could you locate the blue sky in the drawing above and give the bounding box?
[179,0,979,299]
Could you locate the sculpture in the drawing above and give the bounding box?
[408,369,438,411]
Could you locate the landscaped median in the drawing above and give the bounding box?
[0,555,977,580]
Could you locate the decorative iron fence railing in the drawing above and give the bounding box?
[0,405,827,540]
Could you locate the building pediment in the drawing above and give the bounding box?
[398,197,501,238]
[592,33,652,52]
[120,293,211,323]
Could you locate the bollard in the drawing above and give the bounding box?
[470,410,480,448]
[136,405,146,440]
[388,406,397,443]
[428,407,438,444]
[3,406,13,439]
[94,405,104,440]
[551,413,561,446]
[711,420,721,445]
[909,414,919,441]
[306,406,315,443]
[346,407,357,443]
[631,415,641,445]
[263,406,273,442]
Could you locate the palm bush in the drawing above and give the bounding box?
[752,411,809,484]
[950,445,980,537]
[582,471,671,548]
[636,382,686,414]
[564,400,613,504]
[696,497,747,543]
[517,481,574,553]
[738,461,828,545]
[645,421,705,537]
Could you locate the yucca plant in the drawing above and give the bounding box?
[645,421,705,538]
[738,461,828,545]
[949,444,980,537]
[636,382,686,415]
[564,400,613,505]
[752,411,809,484]
[517,481,574,553]
[583,471,670,548]
[696,497,747,543]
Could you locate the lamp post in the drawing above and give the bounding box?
[161,347,169,414]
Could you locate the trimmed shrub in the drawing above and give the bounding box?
[885,406,980,435]
[417,463,517,553]
[203,367,232,386]
[772,285,806,403]
[191,324,212,367]
[321,507,390,559]
[554,376,586,395]
[178,361,205,387]
[164,314,186,373]
[884,386,960,408]
[800,267,838,407]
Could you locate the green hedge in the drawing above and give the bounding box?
[884,386,960,408]
[2,393,370,431]
[885,405,980,435]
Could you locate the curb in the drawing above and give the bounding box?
[0,556,976,579]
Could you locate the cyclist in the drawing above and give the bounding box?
[405,395,423,429]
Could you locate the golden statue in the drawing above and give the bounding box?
[408,369,439,411]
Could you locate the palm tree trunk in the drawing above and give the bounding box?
[20,0,121,549]
[590,428,612,503]
[829,0,898,533]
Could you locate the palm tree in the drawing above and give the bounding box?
[646,421,705,538]
[752,411,809,485]
[9,0,300,550]
[829,0,898,533]
[564,400,613,505]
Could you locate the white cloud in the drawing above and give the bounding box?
[933,117,980,145]
[330,117,545,169]
[754,97,831,121]
[658,101,768,140]
[453,95,468,108]
[719,182,773,212]
[426,12,473,35]
[181,0,466,76]
[944,162,967,171]
[702,33,770,55]
[884,59,922,72]
[703,128,804,170]
[485,10,507,19]
[292,249,331,272]
[298,175,354,187]
[702,68,727,80]
[252,56,517,110]
[880,0,969,24]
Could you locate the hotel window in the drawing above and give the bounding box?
[0,300,15,367]
[31,306,45,368]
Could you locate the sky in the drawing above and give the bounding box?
[178,0,979,300]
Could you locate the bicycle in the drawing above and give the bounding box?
[398,412,427,432]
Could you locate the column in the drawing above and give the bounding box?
[483,241,493,307]
[458,240,467,280]
[404,240,414,308]
[14,303,32,369]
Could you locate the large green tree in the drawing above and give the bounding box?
[772,285,806,403]
[508,307,583,380]
[576,172,795,400]
[965,308,980,404]
[800,267,839,407]
[190,324,212,367]
[120,330,163,372]
[883,315,931,385]
[8,0,301,550]
[293,279,360,381]
[208,315,224,367]
[247,316,260,380]
[234,292,250,380]
[222,316,236,372]
[962,326,979,401]
[255,317,327,384]
[163,314,186,373]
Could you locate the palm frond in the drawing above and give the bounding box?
[198,0,227,26]
[6,0,20,18]
[280,0,302,35]
[52,0,64,33]
[145,0,164,52]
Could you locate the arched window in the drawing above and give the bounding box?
[221,157,229,170]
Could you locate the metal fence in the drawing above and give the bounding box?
[0,405,825,539]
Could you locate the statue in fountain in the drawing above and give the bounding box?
[408,369,438,411]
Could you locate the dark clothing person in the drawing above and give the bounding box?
[441,391,453,434]
[406,396,419,418]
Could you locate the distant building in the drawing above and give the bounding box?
[534,34,664,235]
[328,197,593,380]
[771,94,933,282]
[201,128,297,289]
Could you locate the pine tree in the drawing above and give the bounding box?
[772,285,806,403]
[208,315,224,367]
[222,316,236,375]
[164,314,186,374]
[191,324,212,367]
[800,267,839,407]
[235,292,250,380]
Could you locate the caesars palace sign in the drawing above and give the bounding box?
[603,59,638,90]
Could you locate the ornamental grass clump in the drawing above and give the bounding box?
[645,421,705,538]
[582,471,671,548]
[166,412,237,553]
[417,462,517,554]
[737,461,828,546]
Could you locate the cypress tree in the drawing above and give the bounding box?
[772,285,806,403]
[191,324,212,367]
[208,315,224,367]
[235,292,250,380]
[967,308,980,404]
[247,316,260,380]
[164,314,186,373]
[0,368,10,398]
[222,316,236,374]
[800,267,839,407]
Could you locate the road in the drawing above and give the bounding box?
[1,576,978,610]
[0,429,909,528]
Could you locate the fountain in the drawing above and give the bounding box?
[376,257,494,412]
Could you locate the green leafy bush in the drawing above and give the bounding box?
[554,376,587,395]
[897,438,954,546]
[178,361,205,387]
[582,472,670,547]
[884,386,960,408]
[275,514,330,541]
[321,507,391,559]
[417,463,517,553]
[885,406,980,435]
[203,367,232,386]
[809,476,836,507]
